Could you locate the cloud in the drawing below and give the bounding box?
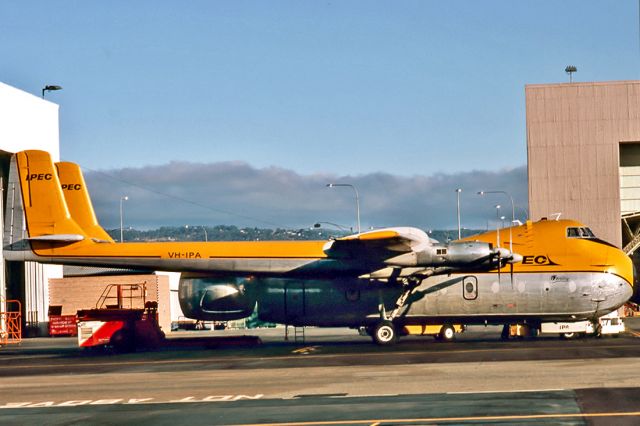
[84,161,528,231]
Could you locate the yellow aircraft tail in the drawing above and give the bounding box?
[55,161,114,243]
[3,150,87,249]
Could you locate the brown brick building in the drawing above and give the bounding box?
[49,274,172,334]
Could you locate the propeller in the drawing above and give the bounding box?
[491,248,523,282]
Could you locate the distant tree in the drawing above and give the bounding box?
[108,226,483,243]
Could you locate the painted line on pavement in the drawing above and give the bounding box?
[231,411,640,426]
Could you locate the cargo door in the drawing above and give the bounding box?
[284,282,306,324]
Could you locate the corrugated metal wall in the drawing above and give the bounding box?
[526,81,640,247]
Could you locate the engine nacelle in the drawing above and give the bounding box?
[386,241,497,268]
[178,276,257,321]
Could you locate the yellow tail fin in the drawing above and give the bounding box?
[7,150,87,241]
[55,162,114,243]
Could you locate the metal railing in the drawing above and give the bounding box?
[0,300,22,345]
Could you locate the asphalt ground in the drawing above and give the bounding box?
[1,320,640,425]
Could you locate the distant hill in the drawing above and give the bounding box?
[107,225,485,242]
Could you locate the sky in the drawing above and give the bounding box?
[2,2,639,231]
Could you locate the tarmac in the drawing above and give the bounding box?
[2,321,640,425]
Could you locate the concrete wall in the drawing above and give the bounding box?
[526,80,640,247]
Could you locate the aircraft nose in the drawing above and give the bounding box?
[604,246,634,297]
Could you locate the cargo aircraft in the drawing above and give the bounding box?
[3,150,636,344]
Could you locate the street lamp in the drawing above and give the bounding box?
[455,188,462,239]
[313,222,351,233]
[42,85,62,98]
[495,204,501,248]
[565,65,577,83]
[326,183,361,234]
[120,196,128,243]
[478,190,515,253]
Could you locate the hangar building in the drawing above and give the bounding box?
[0,81,63,335]
[526,80,640,251]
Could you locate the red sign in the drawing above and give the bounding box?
[49,315,78,336]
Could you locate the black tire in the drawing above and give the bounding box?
[500,325,510,341]
[372,321,397,345]
[110,329,135,353]
[439,324,456,342]
[561,332,576,340]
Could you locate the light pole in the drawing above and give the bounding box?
[186,225,208,241]
[495,204,501,248]
[565,65,577,83]
[326,183,361,234]
[455,188,462,239]
[42,85,62,98]
[120,196,128,243]
[478,190,515,253]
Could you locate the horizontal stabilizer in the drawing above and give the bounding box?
[28,234,85,242]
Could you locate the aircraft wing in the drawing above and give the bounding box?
[324,226,515,271]
[322,227,432,261]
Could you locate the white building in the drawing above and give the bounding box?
[0,81,62,335]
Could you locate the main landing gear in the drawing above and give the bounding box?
[370,277,421,346]
[438,324,456,342]
[372,320,397,345]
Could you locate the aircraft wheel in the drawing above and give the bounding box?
[561,332,575,340]
[372,321,397,345]
[439,324,456,342]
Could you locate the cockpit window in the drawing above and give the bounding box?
[567,227,596,239]
[582,227,595,238]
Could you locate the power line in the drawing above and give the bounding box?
[80,166,286,228]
